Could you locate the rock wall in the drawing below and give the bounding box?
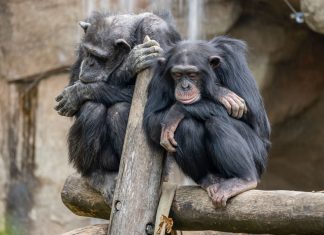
[0,0,324,235]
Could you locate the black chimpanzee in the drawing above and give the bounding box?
[144,36,271,207]
[55,11,181,201]
[54,11,247,203]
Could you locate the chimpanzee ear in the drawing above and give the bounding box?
[79,21,91,33]
[209,56,221,69]
[115,39,131,52]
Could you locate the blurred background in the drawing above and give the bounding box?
[0,0,323,234]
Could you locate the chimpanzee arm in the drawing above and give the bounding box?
[114,38,164,82]
[179,100,228,121]
[55,81,133,117]
[69,58,82,86]
[160,103,185,152]
[210,36,271,140]
[214,86,247,119]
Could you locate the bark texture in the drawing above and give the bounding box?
[107,69,164,235]
[62,174,324,235]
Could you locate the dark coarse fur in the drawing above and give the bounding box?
[69,11,181,177]
[144,36,270,183]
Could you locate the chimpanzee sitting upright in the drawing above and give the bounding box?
[144,36,271,207]
[55,12,247,203]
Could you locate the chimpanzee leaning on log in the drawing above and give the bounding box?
[144,36,271,207]
[54,12,248,203]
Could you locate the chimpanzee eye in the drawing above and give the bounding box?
[188,73,197,79]
[172,72,182,79]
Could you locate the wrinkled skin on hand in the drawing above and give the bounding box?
[122,37,164,76]
[55,81,89,117]
[160,123,178,153]
[217,87,247,119]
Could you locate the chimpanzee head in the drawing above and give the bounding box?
[77,13,134,83]
[159,41,222,104]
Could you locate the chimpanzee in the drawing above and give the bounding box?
[54,11,247,203]
[55,11,181,201]
[144,36,271,207]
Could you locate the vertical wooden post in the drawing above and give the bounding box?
[107,67,164,235]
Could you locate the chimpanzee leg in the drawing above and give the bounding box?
[173,118,211,183]
[202,117,259,207]
[106,102,131,158]
[71,102,130,205]
[68,102,119,176]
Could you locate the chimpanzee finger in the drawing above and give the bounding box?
[230,98,243,118]
[229,94,247,112]
[65,109,77,117]
[58,107,69,116]
[138,39,160,49]
[227,97,239,118]
[137,53,161,64]
[136,57,159,72]
[221,197,227,207]
[54,99,67,111]
[161,140,176,153]
[244,104,248,114]
[55,94,64,102]
[219,97,232,115]
[207,188,212,199]
[216,195,224,208]
[169,137,178,147]
[141,46,163,55]
[229,93,245,103]
[228,93,245,106]
[166,141,177,152]
[237,106,244,119]
[212,195,220,208]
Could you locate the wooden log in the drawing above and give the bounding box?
[107,66,164,234]
[62,174,324,235]
[61,173,111,219]
[61,224,108,235]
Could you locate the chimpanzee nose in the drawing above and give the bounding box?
[182,80,189,89]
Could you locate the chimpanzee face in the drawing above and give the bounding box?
[169,53,221,105]
[171,64,202,104]
[78,19,131,83]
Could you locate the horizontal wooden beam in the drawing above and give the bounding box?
[62,174,324,235]
[61,224,108,235]
[61,174,111,219]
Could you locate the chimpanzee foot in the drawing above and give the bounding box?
[205,177,257,208]
[207,183,231,208]
[85,171,118,206]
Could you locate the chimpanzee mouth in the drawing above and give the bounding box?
[176,94,201,104]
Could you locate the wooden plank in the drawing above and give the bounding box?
[62,175,324,235]
[107,67,164,235]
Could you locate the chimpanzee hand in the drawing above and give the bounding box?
[55,82,88,117]
[160,123,178,152]
[217,87,247,119]
[160,104,185,153]
[126,36,163,75]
